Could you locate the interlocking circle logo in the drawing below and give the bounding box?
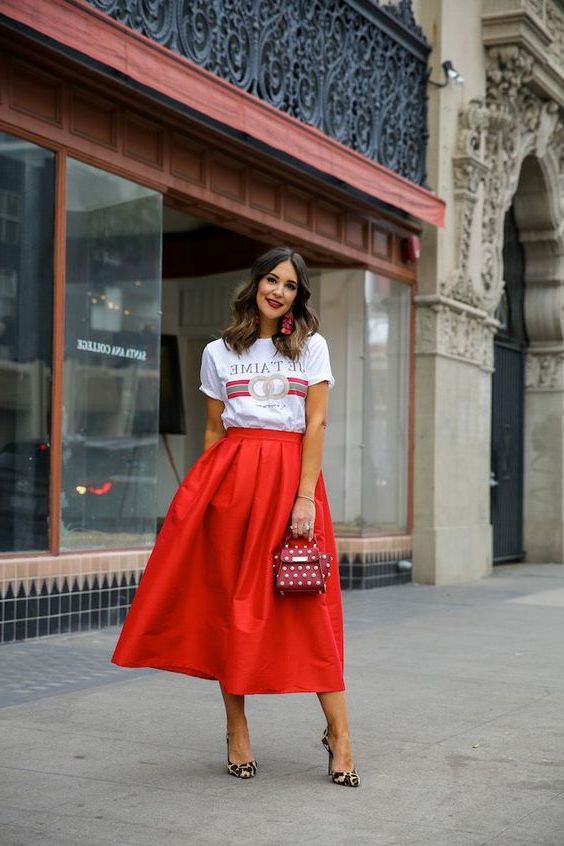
[249,374,289,400]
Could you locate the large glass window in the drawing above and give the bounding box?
[313,268,410,533]
[362,273,410,530]
[0,133,54,552]
[62,159,162,550]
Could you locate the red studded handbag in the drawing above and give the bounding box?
[272,530,332,595]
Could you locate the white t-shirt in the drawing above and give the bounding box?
[199,333,334,433]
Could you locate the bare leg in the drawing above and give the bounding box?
[317,691,355,772]
[220,684,255,764]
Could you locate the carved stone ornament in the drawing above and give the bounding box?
[415,295,497,372]
[546,0,564,67]
[525,350,564,390]
[445,44,564,315]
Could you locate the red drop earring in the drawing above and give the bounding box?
[254,305,260,326]
[280,309,295,335]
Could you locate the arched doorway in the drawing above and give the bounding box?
[490,205,528,562]
[490,151,564,564]
[512,154,564,563]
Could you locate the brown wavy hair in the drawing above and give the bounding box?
[222,246,319,361]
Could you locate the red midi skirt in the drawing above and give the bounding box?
[111,427,345,694]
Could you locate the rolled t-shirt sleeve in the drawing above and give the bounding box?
[306,333,335,389]
[199,344,223,400]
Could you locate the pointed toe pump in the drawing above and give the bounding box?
[226,733,258,779]
[322,727,360,788]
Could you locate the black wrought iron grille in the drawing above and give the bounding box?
[84,0,429,186]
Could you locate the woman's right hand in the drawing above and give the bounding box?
[290,496,316,541]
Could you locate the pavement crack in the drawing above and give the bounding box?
[432,689,555,746]
[479,787,564,845]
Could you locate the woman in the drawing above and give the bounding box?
[111,246,359,787]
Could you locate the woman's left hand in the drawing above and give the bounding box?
[290,497,316,541]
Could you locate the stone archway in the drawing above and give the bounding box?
[447,46,564,562]
[513,155,564,560]
[412,13,564,583]
[448,47,563,315]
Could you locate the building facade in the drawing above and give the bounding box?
[412,0,564,582]
[0,0,444,641]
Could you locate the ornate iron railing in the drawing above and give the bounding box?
[86,0,430,185]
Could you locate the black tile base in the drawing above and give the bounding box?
[338,549,413,589]
[0,573,140,644]
[1,547,413,643]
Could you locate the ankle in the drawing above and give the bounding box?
[327,724,350,741]
[226,720,249,736]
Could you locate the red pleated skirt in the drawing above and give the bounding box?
[111,427,345,694]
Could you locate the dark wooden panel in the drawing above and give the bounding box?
[9,60,62,125]
[70,88,118,149]
[284,187,312,228]
[315,202,342,240]
[170,133,207,186]
[249,172,281,217]
[124,112,164,168]
[210,154,246,202]
[345,214,369,251]
[371,226,392,259]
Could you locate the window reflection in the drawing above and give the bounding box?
[62,159,162,549]
[0,133,54,552]
[314,268,410,533]
[362,273,410,530]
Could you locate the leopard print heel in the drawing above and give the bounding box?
[226,733,258,779]
[322,727,361,788]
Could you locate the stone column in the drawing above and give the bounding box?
[412,2,564,581]
[412,295,496,583]
[523,348,564,560]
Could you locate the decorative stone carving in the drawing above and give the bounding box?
[447,102,490,304]
[556,123,564,197]
[527,0,545,19]
[546,0,564,65]
[445,43,564,317]
[486,44,535,103]
[415,295,496,372]
[525,349,564,390]
[483,0,563,64]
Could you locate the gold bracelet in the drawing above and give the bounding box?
[297,494,315,504]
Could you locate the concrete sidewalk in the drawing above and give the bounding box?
[1,563,564,846]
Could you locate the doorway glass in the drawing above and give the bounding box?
[61,159,162,550]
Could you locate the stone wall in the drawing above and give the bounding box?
[413,0,564,581]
